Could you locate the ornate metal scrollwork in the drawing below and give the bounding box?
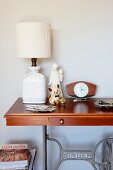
[48,137,113,170]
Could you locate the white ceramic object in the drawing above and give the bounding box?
[23,67,46,104]
[49,63,63,97]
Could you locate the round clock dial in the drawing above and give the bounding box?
[74,82,89,98]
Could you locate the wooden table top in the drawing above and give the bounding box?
[4,98,113,126]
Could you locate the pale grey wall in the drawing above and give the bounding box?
[0,0,113,170]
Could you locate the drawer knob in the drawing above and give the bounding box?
[60,119,64,124]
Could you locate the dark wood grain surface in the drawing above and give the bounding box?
[4,98,113,126]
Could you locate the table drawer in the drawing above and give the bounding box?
[48,116,113,126]
[48,117,79,126]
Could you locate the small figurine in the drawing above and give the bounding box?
[49,63,63,96]
[49,84,61,105]
[59,97,66,104]
[49,63,66,105]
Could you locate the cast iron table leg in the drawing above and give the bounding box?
[44,126,48,170]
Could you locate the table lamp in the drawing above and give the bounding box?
[16,22,51,103]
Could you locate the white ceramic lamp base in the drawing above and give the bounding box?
[22,67,46,104]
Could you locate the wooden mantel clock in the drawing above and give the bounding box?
[66,81,97,100]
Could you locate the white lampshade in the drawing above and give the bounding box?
[16,22,51,58]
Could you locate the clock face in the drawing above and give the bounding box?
[74,82,89,98]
